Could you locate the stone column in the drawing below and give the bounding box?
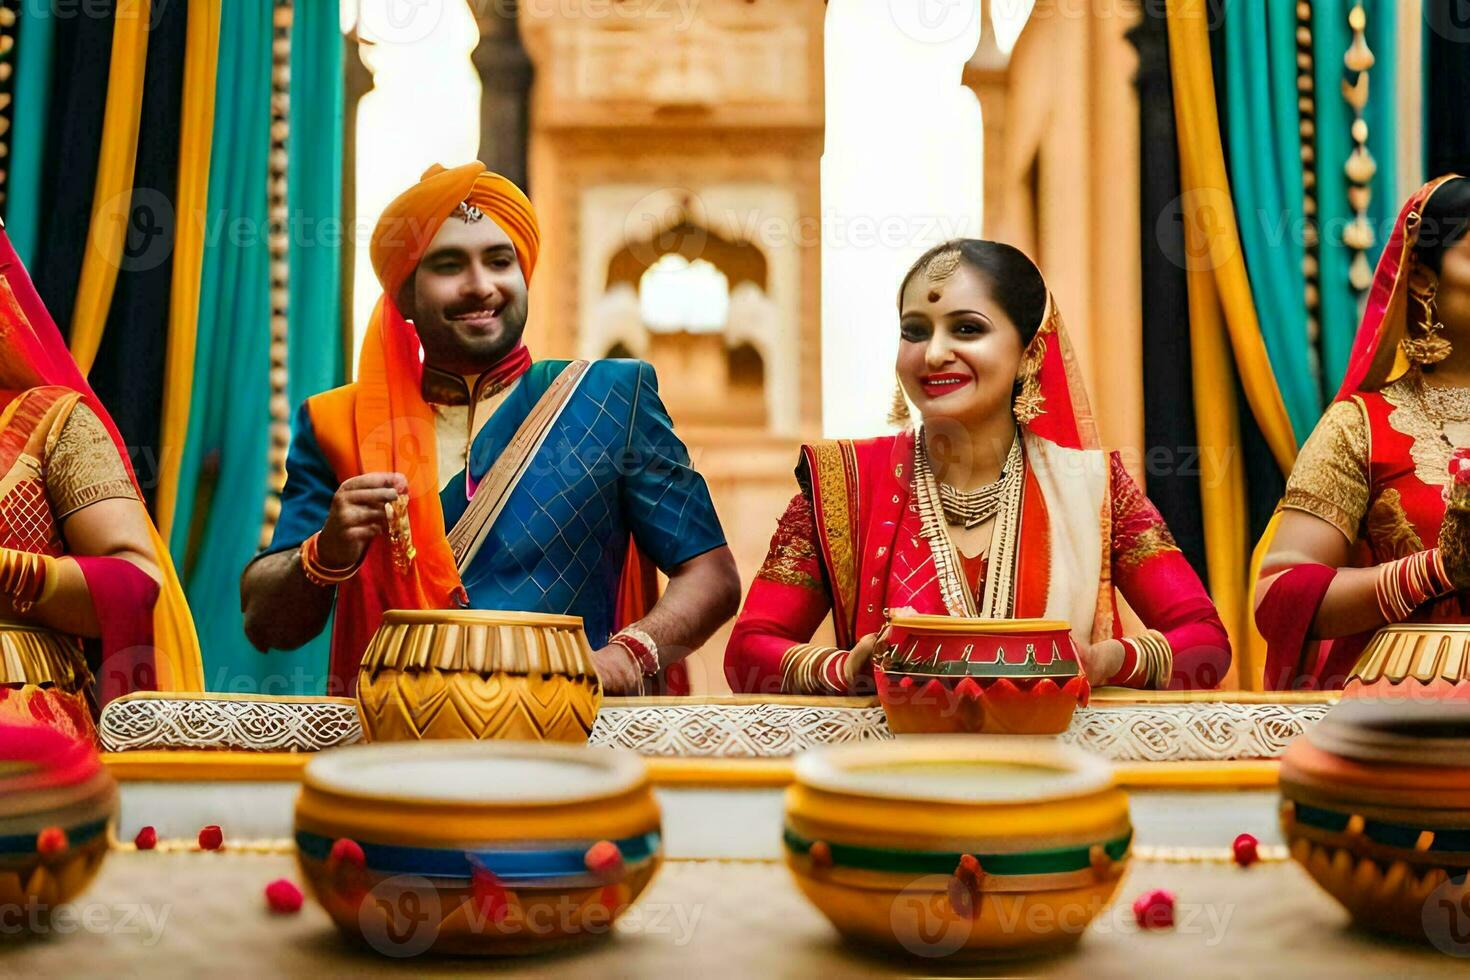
[473,5,533,192]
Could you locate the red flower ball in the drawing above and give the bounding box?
[36,826,68,856]
[329,837,365,867]
[1132,888,1175,929]
[1232,833,1260,867]
[134,826,158,851]
[584,840,625,880]
[198,825,224,851]
[264,878,303,914]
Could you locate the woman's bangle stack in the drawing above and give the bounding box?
[0,548,54,614]
[1114,630,1173,689]
[781,643,848,695]
[1374,548,1452,623]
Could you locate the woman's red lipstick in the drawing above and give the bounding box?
[919,372,973,398]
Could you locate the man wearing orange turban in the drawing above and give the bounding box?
[240,163,739,695]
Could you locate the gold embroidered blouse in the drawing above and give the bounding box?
[46,403,138,519]
[1281,399,1371,542]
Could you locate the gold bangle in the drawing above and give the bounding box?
[780,643,845,695]
[300,532,361,587]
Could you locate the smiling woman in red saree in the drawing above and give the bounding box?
[1257,175,1470,690]
[725,241,1230,695]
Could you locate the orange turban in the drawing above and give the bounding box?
[369,162,540,297]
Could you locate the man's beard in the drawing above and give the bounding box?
[420,298,528,369]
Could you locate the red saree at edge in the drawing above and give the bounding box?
[0,226,204,705]
[1258,176,1469,690]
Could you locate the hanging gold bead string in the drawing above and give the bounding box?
[1341,0,1376,294]
[0,4,18,212]
[261,1,294,551]
[1295,1,1323,391]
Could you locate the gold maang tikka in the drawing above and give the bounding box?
[386,495,417,574]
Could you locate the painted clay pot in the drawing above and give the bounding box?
[355,610,602,743]
[0,723,116,921]
[295,740,661,955]
[785,737,1130,960]
[0,619,96,743]
[1279,699,1470,943]
[875,615,1089,735]
[1344,623,1470,700]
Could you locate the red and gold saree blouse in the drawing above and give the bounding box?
[725,292,1230,694]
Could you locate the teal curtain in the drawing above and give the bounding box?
[8,3,56,264]
[1223,0,1314,445]
[1314,0,1398,389]
[280,0,348,689]
[171,0,277,693]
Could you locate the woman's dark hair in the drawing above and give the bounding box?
[898,239,1048,344]
[1417,176,1470,276]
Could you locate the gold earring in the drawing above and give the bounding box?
[1012,338,1047,425]
[888,380,913,427]
[1404,271,1452,367]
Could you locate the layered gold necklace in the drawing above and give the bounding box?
[913,429,1026,618]
[934,437,1024,528]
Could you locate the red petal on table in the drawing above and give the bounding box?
[1132,888,1175,929]
[134,826,158,851]
[265,878,304,914]
[198,825,224,851]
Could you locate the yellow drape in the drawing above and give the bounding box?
[67,0,151,375]
[1166,0,1303,688]
[148,523,205,691]
[155,0,221,539]
[1165,0,1299,476]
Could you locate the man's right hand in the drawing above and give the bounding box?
[316,472,408,569]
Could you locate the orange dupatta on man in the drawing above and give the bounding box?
[304,164,669,692]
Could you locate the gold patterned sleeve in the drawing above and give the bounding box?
[1281,399,1370,542]
[754,491,825,591]
[44,404,139,520]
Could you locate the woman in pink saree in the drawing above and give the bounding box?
[1257,175,1470,690]
[725,241,1231,694]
